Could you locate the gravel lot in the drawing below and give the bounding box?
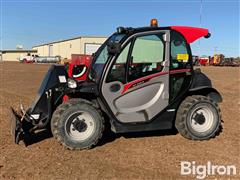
[0,62,239,179]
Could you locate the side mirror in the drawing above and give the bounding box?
[107,42,121,55]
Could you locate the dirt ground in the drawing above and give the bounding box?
[0,62,239,179]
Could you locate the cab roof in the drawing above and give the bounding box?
[170,26,210,44]
[120,26,210,44]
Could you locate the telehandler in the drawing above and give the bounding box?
[11,19,222,150]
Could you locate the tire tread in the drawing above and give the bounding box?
[175,95,222,140]
[51,98,105,150]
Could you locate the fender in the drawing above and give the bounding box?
[189,69,222,103]
[189,86,222,103]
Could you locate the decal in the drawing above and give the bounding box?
[30,114,40,120]
[170,69,191,74]
[167,109,176,112]
[73,66,87,78]
[121,71,168,94]
[177,54,189,62]
[131,79,149,88]
[58,75,67,83]
[121,69,191,94]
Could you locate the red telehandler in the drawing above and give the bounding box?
[11,19,222,150]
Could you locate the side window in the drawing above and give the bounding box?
[106,43,131,83]
[128,34,164,82]
[169,31,192,102]
[170,31,190,69]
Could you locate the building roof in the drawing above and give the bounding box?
[32,35,107,48]
[0,49,37,53]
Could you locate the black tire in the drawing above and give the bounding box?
[51,99,104,150]
[175,95,222,140]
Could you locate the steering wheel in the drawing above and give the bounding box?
[129,64,145,80]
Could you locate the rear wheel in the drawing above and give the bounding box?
[51,99,104,150]
[175,95,222,140]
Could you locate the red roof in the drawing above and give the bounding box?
[171,26,209,44]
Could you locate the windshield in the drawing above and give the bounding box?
[89,34,125,82]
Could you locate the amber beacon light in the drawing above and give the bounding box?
[150,19,158,27]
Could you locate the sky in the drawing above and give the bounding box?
[1,0,239,57]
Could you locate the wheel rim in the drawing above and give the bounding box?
[190,106,214,133]
[65,111,95,141]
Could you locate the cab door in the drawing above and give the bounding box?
[101,31,170,123]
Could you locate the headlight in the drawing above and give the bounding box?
[67,78,77,89]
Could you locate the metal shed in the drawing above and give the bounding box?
[32,36,107,59]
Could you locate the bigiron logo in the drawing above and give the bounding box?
[180,161,237,179]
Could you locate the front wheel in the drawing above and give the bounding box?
[51,99,104,150]
[175,95,222,140]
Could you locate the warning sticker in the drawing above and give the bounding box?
[58,75,67,83]
[177,54,189,62]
